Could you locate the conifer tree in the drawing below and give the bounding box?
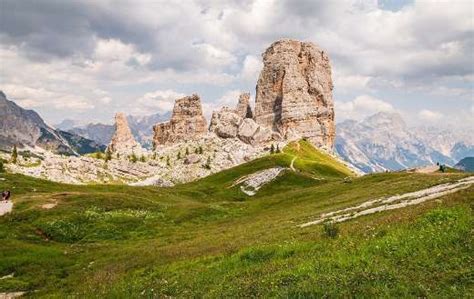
[11,145,18,164]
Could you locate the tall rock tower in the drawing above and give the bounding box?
[254,39,335,149]
[107,112,143,155]
[153,94,207,147]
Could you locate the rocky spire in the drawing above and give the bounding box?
[235,92,253,119]
[107,112,143,154]
[153,94,207,147]
[254,39,335,150]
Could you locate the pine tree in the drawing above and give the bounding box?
[130,152,138,163]
[177,151,181,160]
[185,147,189,156]
[199,146,203,155]
[140,155,146,162]
[270,144,275,154]
[0,160,4,173]
[276,144,281,153]
[204,156,211,169]
[194,147,199,154]
[11,145,18,164]
[166,156,171,167]
[105,148,112,162]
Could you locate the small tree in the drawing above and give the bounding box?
[194,147,199,154]
[105,148,112,162]
[323,222,339,238]
[140,155,146,162]
[177,151,181,160]
[198,146,203,155]
[276,144,281,153]
[270,144,275,154]
[11,145,18,164]
[152,152,157,160]
[116,153,120,159]
[204,156,211,169]
[185,147,190,156]
[166,156,171,167]
[130,152,138,163]
[0,160,4,173]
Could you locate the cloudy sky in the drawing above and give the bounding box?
[0,0,473,128]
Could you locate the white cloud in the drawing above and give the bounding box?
[418,109,443,122]
[240,55,263,83]
[336,95,394,121]
[133,89,186,115]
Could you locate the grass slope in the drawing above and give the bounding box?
[0,141,472,297]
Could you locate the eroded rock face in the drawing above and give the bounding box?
[254,39,335,150]
[107,113,143,154]
[153,94,207,147]
[236,93,253,119]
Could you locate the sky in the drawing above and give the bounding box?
[0,0,473,129]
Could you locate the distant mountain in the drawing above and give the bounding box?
[63,112,171,149]
[0,91,104,155]
[454,157,474,172]
[335,112,471,173]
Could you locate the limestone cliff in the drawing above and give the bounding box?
[254,39,335,149]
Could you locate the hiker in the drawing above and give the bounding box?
[1,191,10,202]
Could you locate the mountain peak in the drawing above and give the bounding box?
[364,111,406,129]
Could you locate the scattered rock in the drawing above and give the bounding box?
[254,39,335,150]
[184,154,201,165]
[237,167,285,196]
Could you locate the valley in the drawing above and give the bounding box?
[0,141,472,297]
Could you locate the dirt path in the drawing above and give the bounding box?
[290,156,297,171]
[300,176,474,227]
[0,201,13,216]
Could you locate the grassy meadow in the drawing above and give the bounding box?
[0,141,472,297]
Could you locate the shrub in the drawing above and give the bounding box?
[270,144,275,154]
[140,155,146,162]
[276,144,281,153]
[0,160,4,173]
[177,151,181,160]
[185,147,189,155]
[204,156,211,169]
[105,148,112,162]
[198,146,203,154]
[130,153,138,163]
[11,145,18,164]
[322,222,339,238]
[95,151,104,160]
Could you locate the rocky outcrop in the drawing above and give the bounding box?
[236,93,253,119]
[254,39,335,150]
[107,113,143,155]
[153,94,207,147]
[209,96,275,146]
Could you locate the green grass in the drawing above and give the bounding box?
[0,140,472,297]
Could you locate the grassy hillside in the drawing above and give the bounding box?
[0,141,472,297]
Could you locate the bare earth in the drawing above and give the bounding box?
[300,176,474,227]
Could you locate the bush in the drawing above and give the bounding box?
[105,148,112,162]
[130,153,138,163]
[140,155,146,162]
[322,222,339,238]
[0,160,4,173]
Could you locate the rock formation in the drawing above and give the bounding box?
[254,39,335,149]
[153,94,207,147]
[236,93,253,119]
[209,94,275,146]
[107,112,143,155]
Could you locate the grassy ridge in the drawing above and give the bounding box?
[0,141,472,297]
